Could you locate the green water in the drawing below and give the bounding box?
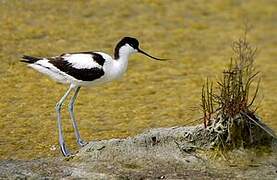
[0,0,276,159]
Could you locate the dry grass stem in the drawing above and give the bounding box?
[200,31,276,150]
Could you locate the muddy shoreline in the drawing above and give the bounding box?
[1,126,277,179]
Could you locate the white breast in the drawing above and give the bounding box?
[95,52,129,82]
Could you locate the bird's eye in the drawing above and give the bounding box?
[129,43,138,49]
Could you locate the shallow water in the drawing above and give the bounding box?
[0,0,276,159]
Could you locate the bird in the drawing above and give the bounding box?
[21,37,167,156]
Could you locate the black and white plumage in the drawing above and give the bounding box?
[21,37,166,157]
[22,52,106,85]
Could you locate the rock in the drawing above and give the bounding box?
[0,125,277,179]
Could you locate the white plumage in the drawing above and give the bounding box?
[63,54,103,69]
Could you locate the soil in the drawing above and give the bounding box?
[1,126,277,179]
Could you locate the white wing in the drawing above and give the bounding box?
[61,53,103,69]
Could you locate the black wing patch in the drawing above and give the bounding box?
[49,56,104,81]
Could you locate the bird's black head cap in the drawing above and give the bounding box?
[114,37,139,59]
[114,36,168,61]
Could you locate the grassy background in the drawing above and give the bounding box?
[0,0,276,159]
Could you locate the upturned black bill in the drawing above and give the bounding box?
[138,49,168,61]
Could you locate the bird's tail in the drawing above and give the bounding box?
[20,55,41,64]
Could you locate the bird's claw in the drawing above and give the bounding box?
[77,139,88,147]
[60,143,72,157]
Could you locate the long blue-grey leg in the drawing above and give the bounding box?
[56,85,73,157]
[68,86,87,147]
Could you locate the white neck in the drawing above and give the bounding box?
[114,55,129,79]
[117,44,136,60]
[111,45,136,79]
[115,44,137,71]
